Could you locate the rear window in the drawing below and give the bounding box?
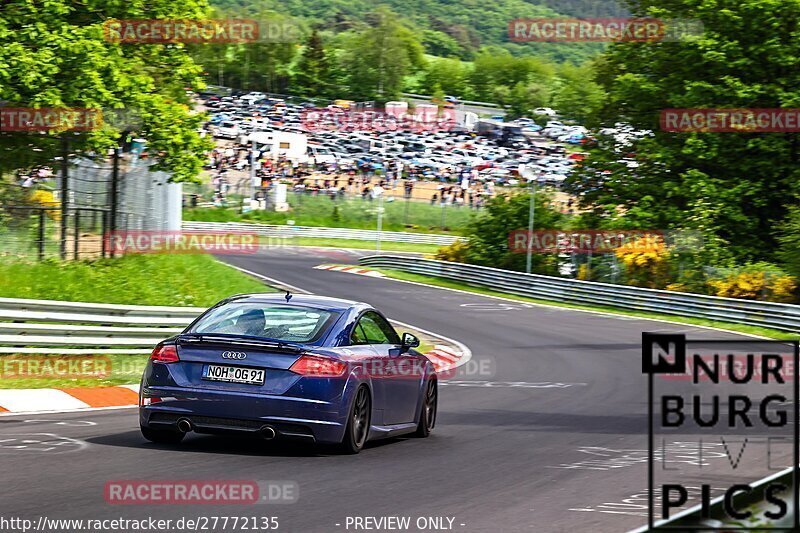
[187,303,339,343]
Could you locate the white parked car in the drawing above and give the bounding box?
[307,144,336,165]
[246,117,271,131]
[214,121,240,139]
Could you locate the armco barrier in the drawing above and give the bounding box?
[0,298,201,353]
[358,255,800,332]
[0,298,320,352]
[181,221,461,246]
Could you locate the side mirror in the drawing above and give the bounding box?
[401,332,420,353]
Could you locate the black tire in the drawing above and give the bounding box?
[339,385,371,454]
[141,425,185,444]
[414,379,437,437]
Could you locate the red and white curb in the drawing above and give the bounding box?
[314,264,385,278]
[0,384,140,414]
[424,345,464,373]
[0,328,470,415]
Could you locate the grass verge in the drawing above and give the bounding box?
[0,254,278,390]
[0,254,274,306]
[270,237,440,254]
[371,268,796,340]
[0,354,149,390]
[184,194,474,235]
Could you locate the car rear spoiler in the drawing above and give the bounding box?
[177,334,305,353]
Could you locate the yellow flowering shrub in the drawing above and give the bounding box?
[434,240,469,263]
[708,270,797,303]
[614,236,671,288]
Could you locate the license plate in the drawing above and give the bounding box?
[203,364,265,385]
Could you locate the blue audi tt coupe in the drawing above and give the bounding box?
[139,293,437,453]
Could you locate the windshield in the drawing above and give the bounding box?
[187,303,339,343]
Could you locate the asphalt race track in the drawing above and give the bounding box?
[0,247,781,533]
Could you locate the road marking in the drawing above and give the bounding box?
[0,433,87,454]
[22,419,97,426]
[548,442,729,471]
[439,380,586,388]
[459,302,532,311]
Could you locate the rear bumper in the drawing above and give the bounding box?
[139,386,349,444]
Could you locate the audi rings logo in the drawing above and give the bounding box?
[221,351,247,360]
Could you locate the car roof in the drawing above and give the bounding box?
[226,293,369,312]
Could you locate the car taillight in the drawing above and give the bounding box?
[289,354,346,377]
[150,344,179,363]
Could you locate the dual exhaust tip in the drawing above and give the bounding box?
[176,418,276,440]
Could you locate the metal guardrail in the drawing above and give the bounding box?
[0,297,450,358]
[358,255,800,332]
[0,297,205,318]
[182,221,462,246]
[0,298,200,353]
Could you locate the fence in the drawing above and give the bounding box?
[65,156,180,233]
[1,153,181,261]
[183,221,462,245]
[0,205,116,261]
[189,180,488,232]
[358,255,800,332]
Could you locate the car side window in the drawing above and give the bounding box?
[350,323,369,345]
[358,312,401,345]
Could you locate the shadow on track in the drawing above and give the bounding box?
[87,430,410,457]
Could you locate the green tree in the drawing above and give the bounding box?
[292,29,332,97]
[777,205,800,278]
[469,48,556,103]
[0,0,213,181]
[339,8,425,101]
[552,62,605,127]
[189,4,299,93]
[568,0,800,264]
[419,58,470,98]
[462,192,564,273]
